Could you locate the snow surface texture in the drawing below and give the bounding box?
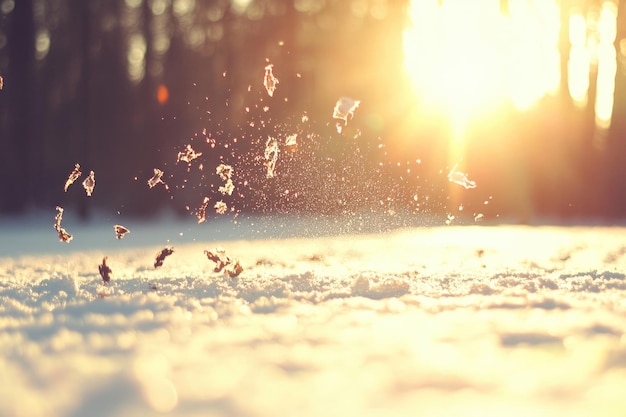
[2,222,626,416]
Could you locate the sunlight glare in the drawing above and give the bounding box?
[403,0,504,119]
[403,0,561,122]
[568,13,589,107]
[506,0,561,110]
[594,2,618,130]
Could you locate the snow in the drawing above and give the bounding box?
[2,219,626,416]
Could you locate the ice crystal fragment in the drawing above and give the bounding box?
[228,260,244,278]
[285,133,297,148]
[204,247,243,277]
[447,165,476,189]
[148,168,166,189]
[216,164,233,181]
[264,136,279,178]
[218,179,235,196]
[99,256,112,284]
[57,229,72,243]
[264,64,279,97]
[82,171,96,196]
[154,247,174,268]
[214,201,227,215]
[53,206,73,243]
[216,164,235,195]
[196,196,210,224]
[64,164,82,192]
[176,144,203,164]
[113,224,130,239]
[204,247,230,272]
[333,96,360,129]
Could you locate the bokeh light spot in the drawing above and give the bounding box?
[157,84,169,105]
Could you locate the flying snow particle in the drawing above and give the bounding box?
[204,247,243,277]
[53,206,73,243]
[113,224,130,239]
[154,247,174,268]
[196,196,210,224]
[99,256,112,284]
[148,168,166,189]
[285,133,297,148]
[219,179,235,196]
[447,165,476,189]
[176,144,203,165]
[333,96,360,133]
[64,164,82,192]
[204,247,230,272]
[82,171,96,196]
[264,136,279,178]
[264,64,279,97]
[228,260,243,278]
[215,164,235,195]
[57,228,72,243]
[216,164,233,181]
[474,213,484,222]
[0,75,3,90]
[214,201,228,215]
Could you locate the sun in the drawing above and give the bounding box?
[403,0,561,136]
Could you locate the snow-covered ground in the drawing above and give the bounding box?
[2,218,626,416]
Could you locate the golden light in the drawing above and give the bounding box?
[403,1,503,123]
[404,0,620,136]
[568,12,589,107]
[402,0,564,214]
[506,0,561,110]
[594,2,618,130]
[403,0,561,128]
[399,0,622,217]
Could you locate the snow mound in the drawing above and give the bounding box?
[1,225,626,416]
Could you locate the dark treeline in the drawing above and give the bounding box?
[0,0,410,220]
[0,0,625,223]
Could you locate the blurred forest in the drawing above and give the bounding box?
[1,0,626,223]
